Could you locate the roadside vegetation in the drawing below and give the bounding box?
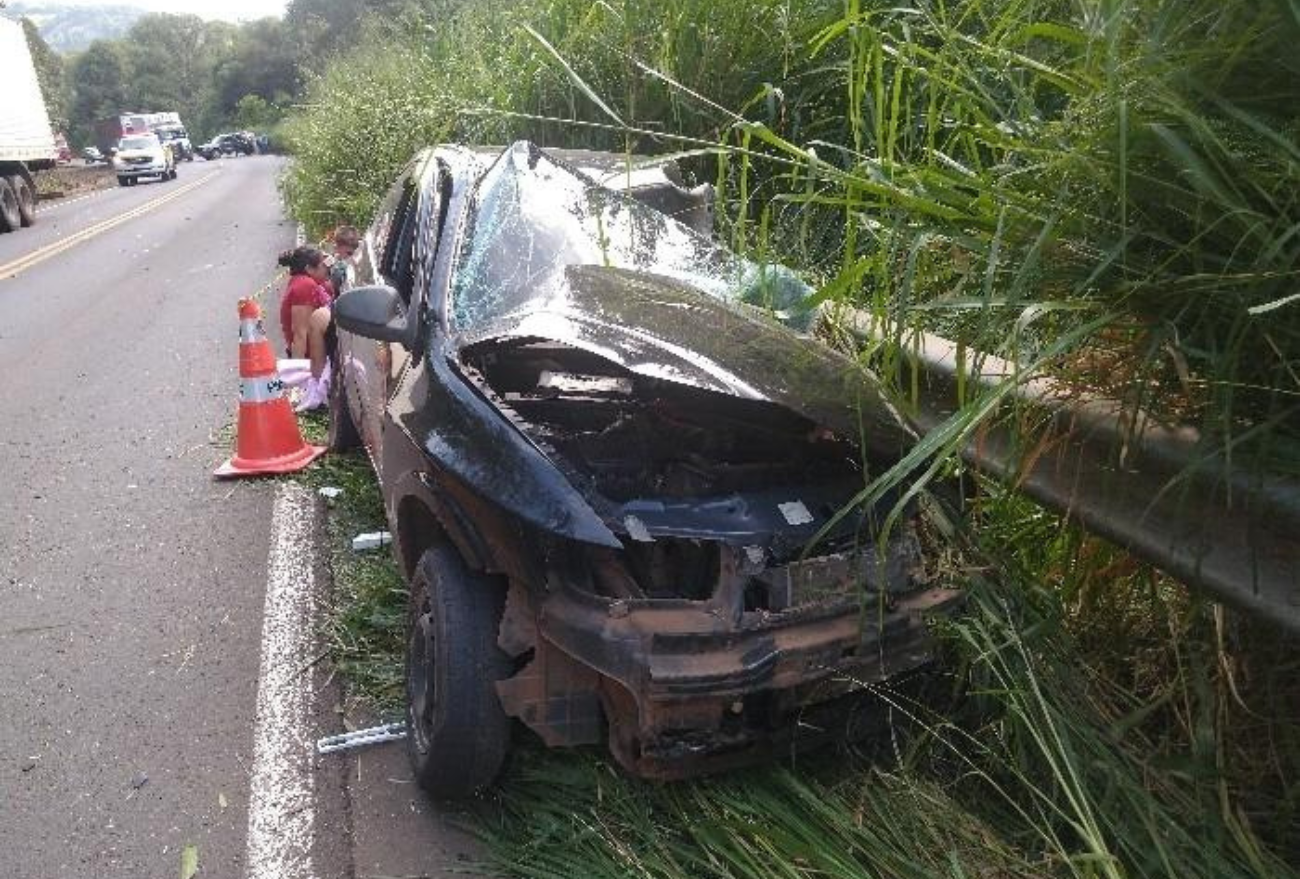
[295,415,408,712]
[276,0,1298,876]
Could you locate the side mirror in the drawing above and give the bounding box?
[334,284,410,344]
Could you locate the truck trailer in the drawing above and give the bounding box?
[0,16,58,234]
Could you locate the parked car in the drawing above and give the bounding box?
[112,133,176,185]
[83,146,107,165]
[330,142,962,798]
[197,132,255,160]
[195,137,221,160]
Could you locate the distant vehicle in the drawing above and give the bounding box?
[82,146,107,165]
[54,132,73,164]
[0,17,58,234]
[195,137,222,160]
[94,110,187,156]
[94,113,152,156]
[154,124,193,161]
[111,133,176,186]
[197,132,255,160]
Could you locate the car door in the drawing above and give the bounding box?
[344,156,429,469]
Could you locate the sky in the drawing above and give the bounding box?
[38,0,289,22]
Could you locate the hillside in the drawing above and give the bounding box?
[2,2,146,52]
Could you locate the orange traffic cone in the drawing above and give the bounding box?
[214,298,326,478]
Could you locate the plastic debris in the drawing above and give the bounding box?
[317,722,406,754]
[318,486,343,499]
[351,531,391,551]
[777,500,814,526]
[624,515,653,543]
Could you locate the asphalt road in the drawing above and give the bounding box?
[0,157,344,878]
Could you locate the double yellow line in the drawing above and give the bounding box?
[0,171,220,280]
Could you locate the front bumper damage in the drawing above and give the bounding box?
[497,541,963,779]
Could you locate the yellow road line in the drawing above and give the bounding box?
[0,172,220,280]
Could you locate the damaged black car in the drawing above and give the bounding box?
[329,141,963,798]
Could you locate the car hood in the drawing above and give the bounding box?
[461,264,915,459]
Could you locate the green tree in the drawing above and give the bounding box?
[232,94,282,131]
[68,40,130,147]
[210,18,298,120]
[21,17,68,133]
[120,14,217,127]
[284,0,438,67]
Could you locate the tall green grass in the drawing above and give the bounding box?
[282,0,1300,874]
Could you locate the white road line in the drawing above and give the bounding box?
[246,483,319,879]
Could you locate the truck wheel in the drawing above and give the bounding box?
[8,175,36,227]
[405,544,511,799]
[0,179,20,233]
[326,360,361,452]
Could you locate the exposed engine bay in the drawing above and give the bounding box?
[462,336,925,611]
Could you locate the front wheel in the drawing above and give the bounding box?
[117,176,129,187]
[405,544,511,799]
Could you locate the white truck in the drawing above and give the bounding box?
[0,17,58,234]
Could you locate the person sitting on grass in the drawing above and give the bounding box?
[278,245,332,410]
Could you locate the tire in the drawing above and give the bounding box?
[326,358,361,451]
[0,178,20,233]
[405,544,511,799]
[118,176,129,187]
[8,175,36,227]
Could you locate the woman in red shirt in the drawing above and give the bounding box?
[278,246,333,408]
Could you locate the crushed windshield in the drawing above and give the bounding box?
[449,143,812,335]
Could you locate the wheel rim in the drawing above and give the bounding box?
[407,604,437,754]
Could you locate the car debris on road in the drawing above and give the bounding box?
[351,531,392,551]
[317,723,407,754]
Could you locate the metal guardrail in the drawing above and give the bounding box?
[829,313,1300,633]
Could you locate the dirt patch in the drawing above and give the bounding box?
[34,164,116,201]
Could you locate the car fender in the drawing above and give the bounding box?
[391,338,622,552]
